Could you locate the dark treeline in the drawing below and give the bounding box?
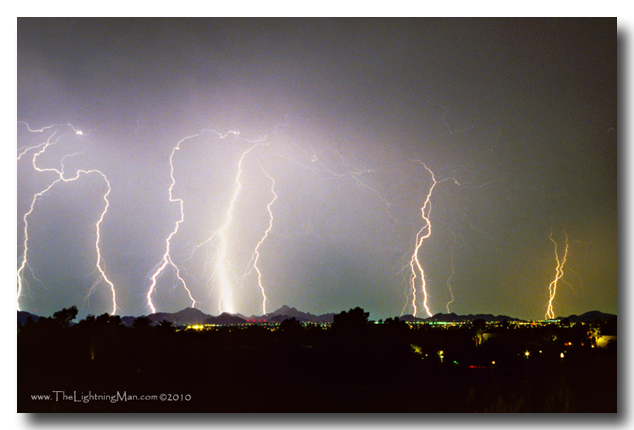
[18,307,617,412]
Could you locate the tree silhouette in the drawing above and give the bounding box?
[383,317,408,333]
[333,307,370,332]
[52,306,78,328]
[132,316,152,330]
[157,319,174,332]
[80,314,96,327]
[279,317,303,340]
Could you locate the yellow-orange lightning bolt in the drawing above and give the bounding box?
[545,229,569,320]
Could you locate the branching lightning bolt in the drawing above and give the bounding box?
[282,148,397,224]
[84,171,117,314]
[145,131,233,314]
[18,121,84,135]
[167,131,266,315]
[427,99,475,135]
[401,161,475,317]
[17,124,117,314]
[248,168,277,315]
[211,142,265,314]
[545,228,569,320]
[408,161,438,318]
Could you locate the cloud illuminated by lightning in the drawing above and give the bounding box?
[545,228,569,320]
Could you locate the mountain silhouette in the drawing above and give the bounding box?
[148,307,212,325]
[249,305,335,323]
[426,313,521,322]
[205,312,247,325]
[17,311,39,325]
[17,307,617,326]
[564,310,616,323]
[399,313,519,323]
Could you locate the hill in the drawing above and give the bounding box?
[205,313,247,325]
[250,305,335,323]
[148,307,212,326]
[564,310,616,323]
[17,311,39,325]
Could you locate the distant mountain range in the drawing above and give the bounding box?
[17,307,616,327]
[143,307,248,326]
[399,312,522,323]
[400,310,616,323]
[247,305,336,324]
[564,310,617,323]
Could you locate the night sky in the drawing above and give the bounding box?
[16,18,617,321]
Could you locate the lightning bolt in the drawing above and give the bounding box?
[400,160,478,317]
[145,130,241,314]
[445,231,457,314]
[326,150,396,223]
[281,147,397,224]
[245,168,277,315]
[17,141,48,162]
[162,131,264,314]
[545,228,569,320]
[427,99,475,135]
[17,123,117,314]
[210,141,265,314]
[83,170,117,315]
[408,161,439,318]
[18,121,84,135]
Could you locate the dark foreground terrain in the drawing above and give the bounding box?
[18,307,617,412]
